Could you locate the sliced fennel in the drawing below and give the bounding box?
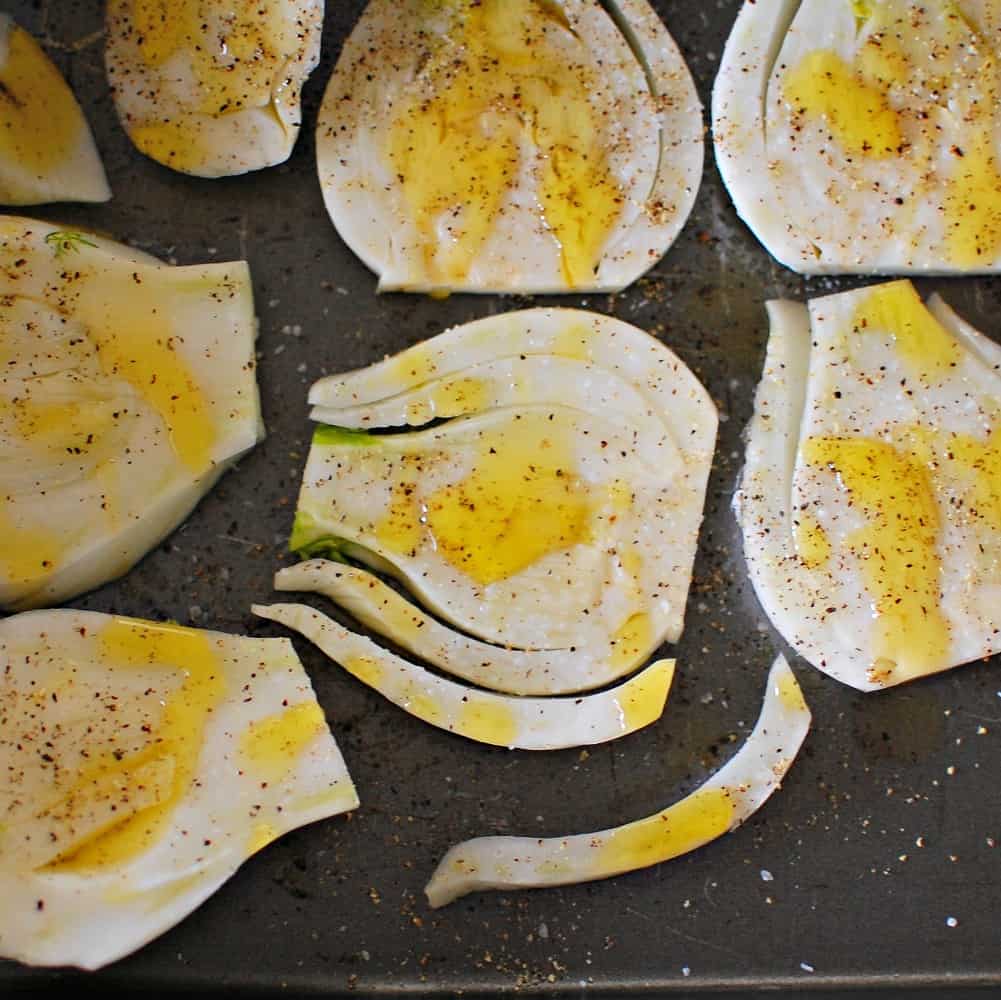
[105,0,323,177]
[292,308,716,700]
[0,609,357,970]
[714,0,1001,273]
[0,217,261,610]
[316,0,702,293]
[735,281,1001,690]
[0,16,110,205]
[252,601,675,750]
[274,559,655,697]
[295,404,670,651]
[424,655,810,906]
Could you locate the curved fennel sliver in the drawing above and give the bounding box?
[309,309,715,452]
[251,602,675,751]
[424,655,810,906]
[275,560,651,696]
[928,295,1001,372]
[310,353,679,469]
[712,0,803,271]
[591,0,704,287]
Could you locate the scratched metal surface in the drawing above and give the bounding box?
[4,1,1001,996]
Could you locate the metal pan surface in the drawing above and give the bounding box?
[4,1,1001,995]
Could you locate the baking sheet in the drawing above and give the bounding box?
[4,0,1001,995]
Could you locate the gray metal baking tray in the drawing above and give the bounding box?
[4,1,1001,995]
